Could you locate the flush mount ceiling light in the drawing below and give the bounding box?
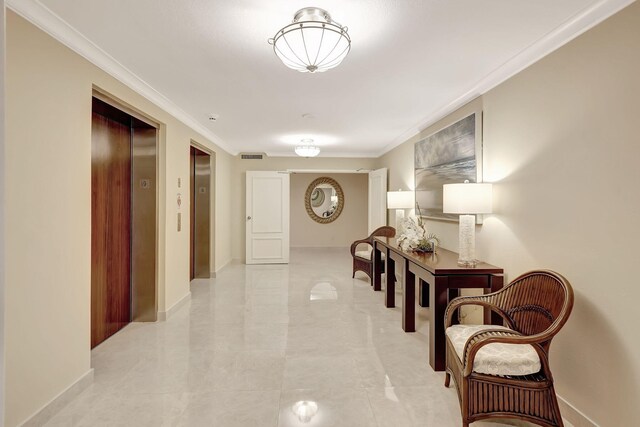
[268,7,351,73]
[295,139,320,157]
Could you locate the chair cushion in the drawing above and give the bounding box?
[354,250,385,261]
[446,324,541,376]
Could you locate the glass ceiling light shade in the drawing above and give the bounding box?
[295,139,320,157]
[268,7,351,73]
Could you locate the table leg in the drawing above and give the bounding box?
[373,242,382,291]
[419,279,429,307]
[429,275,449,371]
[403,262,415,332]
[448,288,460,325]
[385,249,395,307]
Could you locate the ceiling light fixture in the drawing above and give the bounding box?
[268,7,351,73]
[295,139,320,157]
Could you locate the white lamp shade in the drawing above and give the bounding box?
[443,182,492,214]
[387,190,415,209]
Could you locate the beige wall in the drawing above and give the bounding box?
[290,173,368,247]
[231,156,377,261]
[377,3,640,425]
[4,12,233,427]
[215,151,233,272]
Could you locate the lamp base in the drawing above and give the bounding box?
[395,209,405,232]
[458,214,476,268]
[457,259,477,268]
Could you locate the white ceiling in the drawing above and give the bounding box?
[9,0,633,156]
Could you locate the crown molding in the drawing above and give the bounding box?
[6,0,237,155]
[376,0,636,157]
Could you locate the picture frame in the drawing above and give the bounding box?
[414,112,483,221]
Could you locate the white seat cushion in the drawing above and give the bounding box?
[445,324,541,376]
[354,250,385,261]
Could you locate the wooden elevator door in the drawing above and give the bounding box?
[190,146,210,280]
[91,111,132,348]
[190,147,195,280]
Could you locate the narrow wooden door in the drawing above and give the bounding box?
[91,111,131,348]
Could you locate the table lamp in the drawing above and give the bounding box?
[443,181,492,267]
[387,190,415,231]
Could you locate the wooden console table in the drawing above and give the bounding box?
[373,237,504,371]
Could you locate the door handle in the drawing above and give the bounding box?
[247,216,252,220]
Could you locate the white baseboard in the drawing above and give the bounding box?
[215,258,233,273]
[559,394,599,427]
[20,368,94,427]
[157,292,191,321]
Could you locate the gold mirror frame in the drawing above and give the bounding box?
[304,177,344,224]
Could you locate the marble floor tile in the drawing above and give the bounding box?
[282,354,363,390]
[177,390,281,427]
[218,350,286,391]
[42,247,542,426]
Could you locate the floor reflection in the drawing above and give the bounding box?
[292,400,319,423]
[310,281,338,301]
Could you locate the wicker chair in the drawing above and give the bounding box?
[350,226,396,281]
[444,270,574,427]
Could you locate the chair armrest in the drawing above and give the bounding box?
[461,328,551,377]
[445,296,513,328]
[350,239,372,256]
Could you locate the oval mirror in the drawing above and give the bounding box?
[304,177,344,224]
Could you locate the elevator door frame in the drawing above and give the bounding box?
[190,142,214,279]
[91,89,159,348]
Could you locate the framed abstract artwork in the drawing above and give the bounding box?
[414,112,483,221]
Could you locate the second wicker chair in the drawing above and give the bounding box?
[350,226,396,282]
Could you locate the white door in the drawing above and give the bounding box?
[246,171,290,264]
[368,168,388,233]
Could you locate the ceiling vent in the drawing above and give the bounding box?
[240,153,265,160]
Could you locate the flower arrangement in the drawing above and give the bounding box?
[397,213,440,253]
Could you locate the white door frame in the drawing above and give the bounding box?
[0,2,6,421]
[368,168,388,233]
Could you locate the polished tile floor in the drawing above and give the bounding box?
[46,248,543,426]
